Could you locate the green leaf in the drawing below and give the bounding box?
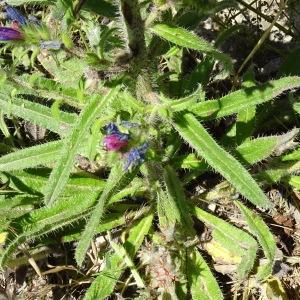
[162,165,195,234]
[192,205,258,279]
[150,23,232,72]
[235,136,278,165]
[0,94,75,135]
[62,212,127,242]
[236,107,256,144]
[235,202,276,280]
[43,87,120,206]
[191,76,300,119]
[293,102,300,115]
[187,249,223,300]
[16,74,84,109]
[82,0,117,18]
[0,191,99,268]
[83,213,153,300]
[109,240,145,288]
[173,113,270,208]
[287,176,300,190]
[282,147,300,161]
[3,169,105,196]
[75,163,138,266]
[0,141,62,171]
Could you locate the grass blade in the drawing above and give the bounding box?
[109,240,145,288]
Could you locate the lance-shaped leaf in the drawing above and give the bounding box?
[0,94,75,135]
[160,165,195,234]
[192,205,258,279]
[43,87,120,206]
[0,141,62,171]
[172,113,270,208]
[2,169,105,196]
[236,107,256,144]
[235,136,278,165]
[83,213,153,300]
[150,23,232,72]
[235,202,276,280]
[187,249,223,300]
[0,191,99,268]
[75,163,138,266]
[190,76,300,119]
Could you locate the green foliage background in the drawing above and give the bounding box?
[0,0,300,298]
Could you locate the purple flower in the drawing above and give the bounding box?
[104,134,129,151]
[124,142,149,171]
[0,27,23,41]
[4,5,27,26]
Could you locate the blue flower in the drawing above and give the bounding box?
[124,142,149,171]
[4,5,27,26]
[105,123,121,135]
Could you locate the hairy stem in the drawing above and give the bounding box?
[120,0,146,60]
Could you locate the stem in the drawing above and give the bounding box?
[120,0,146,61]
[236,0,286,77]
[73,0,87,16]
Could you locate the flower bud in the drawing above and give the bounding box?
[0,27,23,41]
[104,134,129,151]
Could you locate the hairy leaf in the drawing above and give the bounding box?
[173,113,270,208]
[0,94,75,135]
[162,165,194,234]
[83,214,153,300]
[0,191,99,268]
[44,87,119,206]
[0,141,62,171]
[191,76,300,119]
[192,205,258,278]
[235,202,276,280]
[75,162,138,266]
[187,249,223,300]
[150,23,232,71]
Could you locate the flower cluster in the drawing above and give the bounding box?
[0,4,60,48]
[103,122,149,171]
[103,123,129,151]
